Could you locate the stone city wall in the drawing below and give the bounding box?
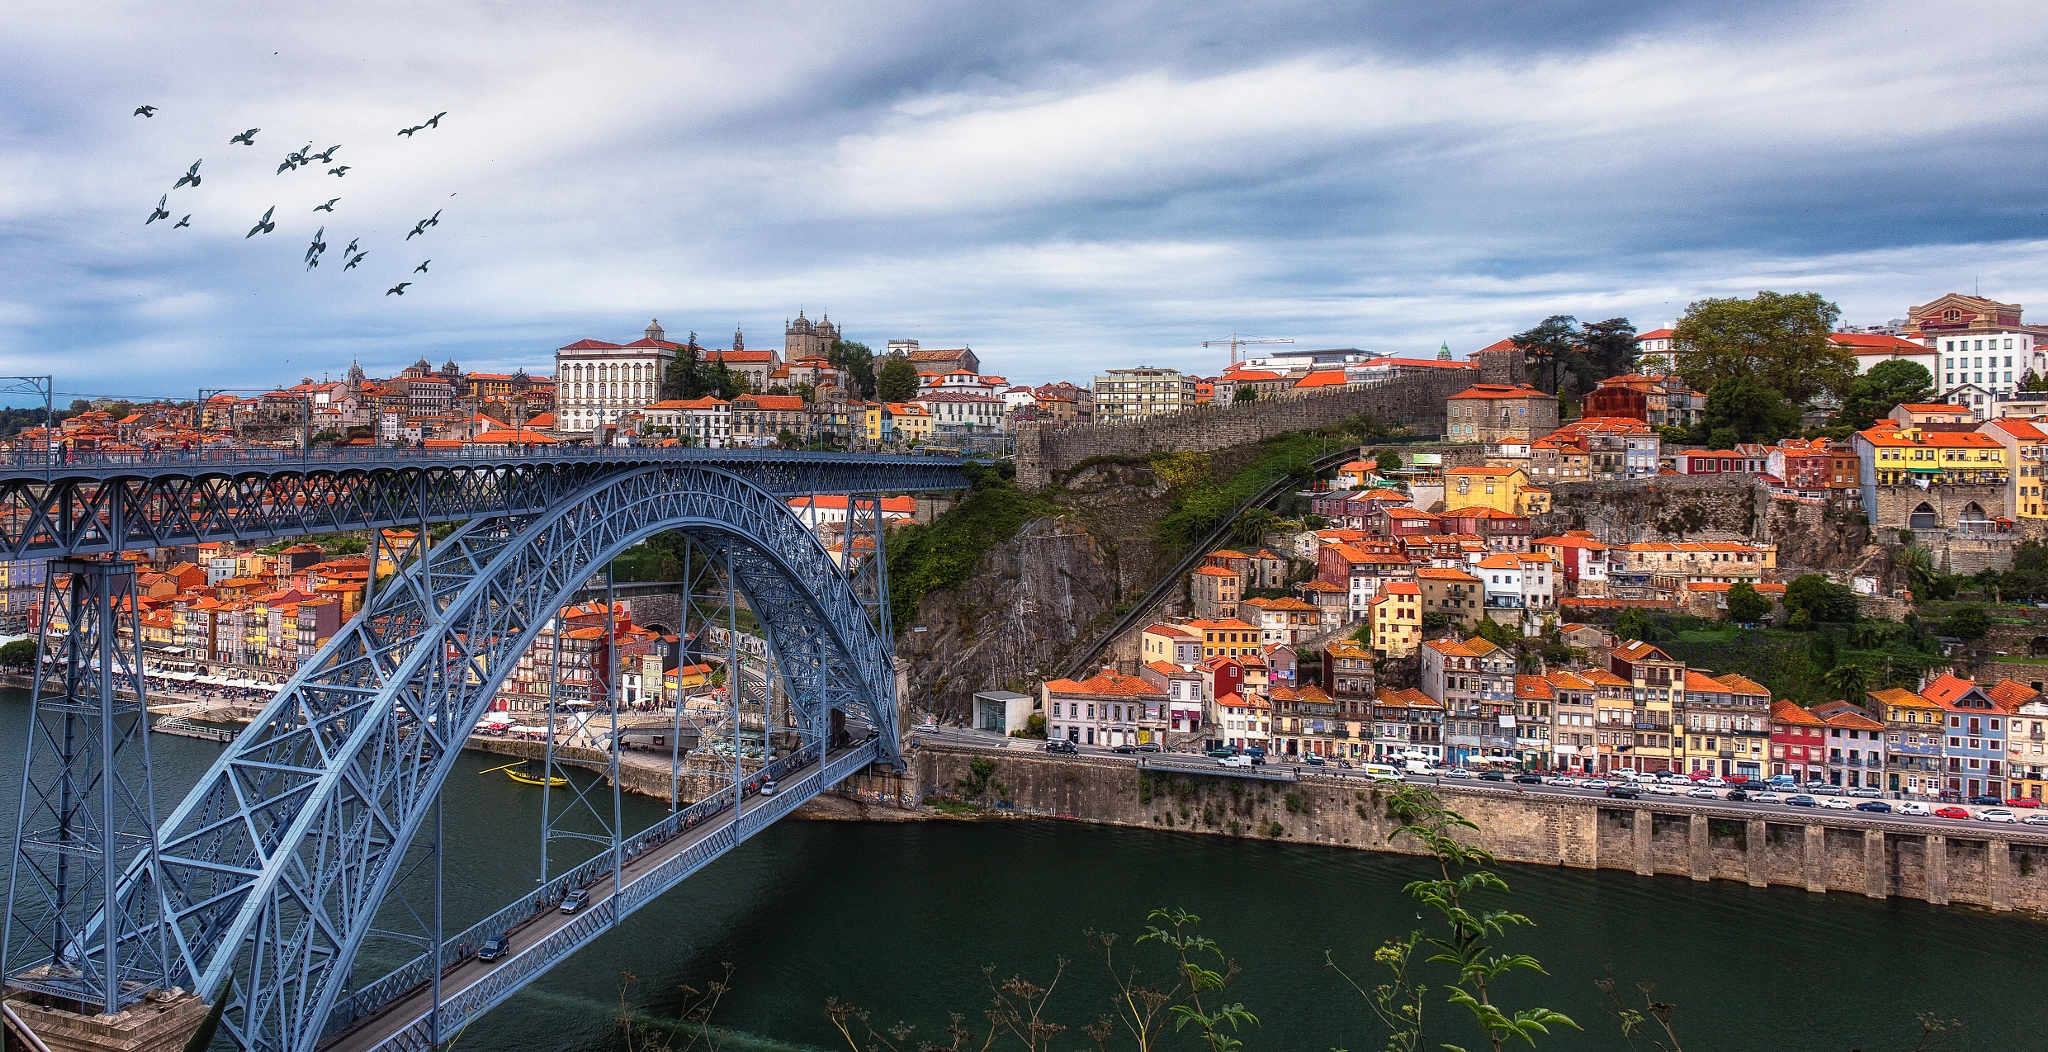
[1016,372,1478,491]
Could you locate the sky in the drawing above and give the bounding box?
[5,0,2048,400]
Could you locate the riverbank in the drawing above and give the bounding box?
[905,740,2048,915]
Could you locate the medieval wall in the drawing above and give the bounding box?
[1015,373,1476,491]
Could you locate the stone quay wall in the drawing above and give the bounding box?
[912,743,2048,914]
[1016,372,1479,491]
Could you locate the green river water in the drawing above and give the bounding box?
[2,692,2038,1051]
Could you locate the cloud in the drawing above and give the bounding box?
[2,0,2046,392]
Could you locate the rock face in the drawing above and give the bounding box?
[1536,476,1880,574]
[898,514,1121,723]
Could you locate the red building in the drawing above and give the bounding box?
[1769,699,1826,783]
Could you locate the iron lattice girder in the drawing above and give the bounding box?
[4,561,172,1012]
[112,463,900,1052]
[0,451,966,559]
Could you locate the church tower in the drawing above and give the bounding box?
[1437,341,1453,361]
[645,318,665,344]
[733,326,744,352]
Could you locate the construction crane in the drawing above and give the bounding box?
[1203,333,1294,369]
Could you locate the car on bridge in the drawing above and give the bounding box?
[1044,740,1078,755]
[476,936,510,962]
[559,888,592,914]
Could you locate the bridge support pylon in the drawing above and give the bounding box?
[2,559,202,1052]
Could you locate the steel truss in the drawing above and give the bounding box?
[91,463,903,1052]
[0,451,967,560]
[2,560,170,1014]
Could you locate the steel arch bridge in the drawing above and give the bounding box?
[2,450,969,1052]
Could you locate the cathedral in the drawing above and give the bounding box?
[784,311,840,360]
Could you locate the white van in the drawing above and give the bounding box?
[1360,763,1405,782]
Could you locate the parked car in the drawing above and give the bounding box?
[1217,754,1252,768]
[1968,794,2005,806]
[1513,773,1543,785]
[1302,754,1327,766]
[1895,802,1931,816]
[1820,796,1855,810]
[1803,780,1832,793]
[1605,784,1641,799]
[1543,775,1577,787]
[1206,748,1236,759]
[476,935,510,962]
[1655,772,1688,784]
[1112,744,1137,754]
[1478,770,1504,781]
[559,888,591,914]
[2023,814,2048,826]
[1445,767,1474,778]
[1786,795,1818,807]
[2004,797,2040,808]
[1933,806,1972,820]
[1700,776,1728,788]
[1046,740,1079,754]
[1135,742,1161,752]
[1686,786,1718,799]
[1848,787,1883,799]
[1976,808,2019,824]
[1582,778,1612,790]
[1856,801,1894,814]
[1649,782,1681,796]
[1749,791,1783,804]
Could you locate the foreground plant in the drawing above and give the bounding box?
[1327,783,1578,1052]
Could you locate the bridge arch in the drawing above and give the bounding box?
[124,463,896,1052]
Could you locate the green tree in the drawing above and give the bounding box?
[0,639,36,669]
[1511,315,1582,394]
[1783,574,1857,627]
[661,334,705,400]
[877,357,919,402]
[1673,291,1852,406]
[1836,359,1934,431]
[1941,606,1989,640]
[1375,448,1403,475]
[1233,385,1259,403]
[829,339,878,401]
[1821,662,1869,701]
[1615,608,1652,642]
[1725,581,1771,625]
[1703,375,1801,444]
[1580,317,1639,380]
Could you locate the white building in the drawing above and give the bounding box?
[556,319,678,436]
[641,397,731,448]
[1092,367,1194,420]
[784,494,917,533]
[915,391,1009,433]
[1833,332,1939,381]
[1934,330,2038,409]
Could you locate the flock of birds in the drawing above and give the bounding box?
[135,104,450,297]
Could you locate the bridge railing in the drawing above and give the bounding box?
[2,444,973,474]
[323,736,860,1037]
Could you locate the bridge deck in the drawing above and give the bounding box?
[318,739,881,1052]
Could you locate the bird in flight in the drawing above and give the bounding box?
[173,215,190,228]
[312,145,341,163]
[314,198,339,212]
[277,158,296,175]
[305,226,327,268]
[426,111,447,128]
[386,282,410,296]
[343,237,360,256]
[406,220,427,240]
[425,209,441,228]
[343,251,367,271]
[397,124,423,137]
[414,260,430,273]
[134,105,157,117]
[328,166,349,177]
[146,195,170,225]
[246,206,276,238]
[174,160,202,189]
[229,128,259,146]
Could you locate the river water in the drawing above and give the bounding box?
[1,691,2036,1051]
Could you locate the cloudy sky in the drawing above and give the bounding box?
[5,1,2046,398]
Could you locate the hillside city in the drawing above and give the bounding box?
[11,289,2048,816]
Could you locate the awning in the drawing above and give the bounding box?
[510,725,549,734]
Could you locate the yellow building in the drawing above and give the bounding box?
[1442,466,1548,515]
[1981,418,2048,518]
[889,402,933,445]
[1856,425,2010,488]
[860,402,884,443]
[1365,581,1422,657]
